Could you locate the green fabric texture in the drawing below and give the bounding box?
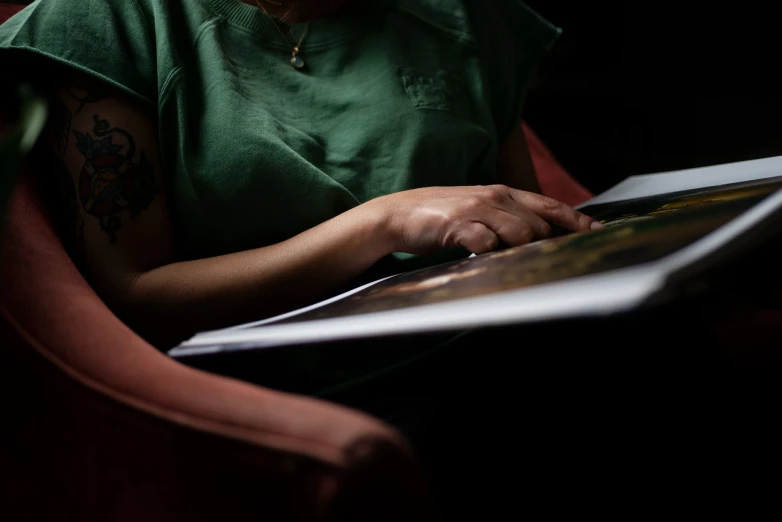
[0,0,559,261]
[0,0,560,391]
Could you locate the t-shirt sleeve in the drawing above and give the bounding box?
[470,0,561,141]
[0,0,158,103]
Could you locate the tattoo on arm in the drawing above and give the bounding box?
[65,86,107,115]
[50,85,107,156]
[73,115,158,244]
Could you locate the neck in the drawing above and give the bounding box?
[244,0,352,24]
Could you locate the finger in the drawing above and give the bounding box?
[490,208,553,244]
[451,221,501,254]
[477,186,554,240]
[495,186,602,232]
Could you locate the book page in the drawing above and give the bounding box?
[579,155,782,207]
[218,275,398,332]
[170,267,662,356]
[171,178,782,355]
[171,159,782,356]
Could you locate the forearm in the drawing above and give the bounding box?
[121,200,393,345]
[48,78,596,350]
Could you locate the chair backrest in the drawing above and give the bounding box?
[0,4,24,22]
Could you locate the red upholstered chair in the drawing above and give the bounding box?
[0,4,436,522]
[1,167,435,522]
[523,122,593,206]
[0,4,22,21]
[0,3,593,521]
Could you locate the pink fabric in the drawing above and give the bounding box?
[0,4,23,21]
[1,170,428,521]
[523,123,593,206]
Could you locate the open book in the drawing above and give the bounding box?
[169,156,782,358]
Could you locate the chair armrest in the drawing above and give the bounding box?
[0,171,434,521]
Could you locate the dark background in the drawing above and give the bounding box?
[524,1,782,194]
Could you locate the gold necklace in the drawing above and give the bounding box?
[253,0,311,70]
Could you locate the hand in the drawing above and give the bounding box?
[373,185,602,255]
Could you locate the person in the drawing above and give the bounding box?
[0,0,603,514]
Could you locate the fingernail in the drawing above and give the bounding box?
[590,221,604,230]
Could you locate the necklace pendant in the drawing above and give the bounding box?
[290,52,305,70]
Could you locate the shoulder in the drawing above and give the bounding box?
[385,0,476,43]
[1,0,154,27]
[0,0,157,53]
[0,0,204,103]
[385,0,559,50]
[0,0,206,47]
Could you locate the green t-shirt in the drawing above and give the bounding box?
[0,0,559,391]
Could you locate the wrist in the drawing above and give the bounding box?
[355,195,399,257]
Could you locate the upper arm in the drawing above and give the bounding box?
[496,122,542,194]
[46,76,174,307]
